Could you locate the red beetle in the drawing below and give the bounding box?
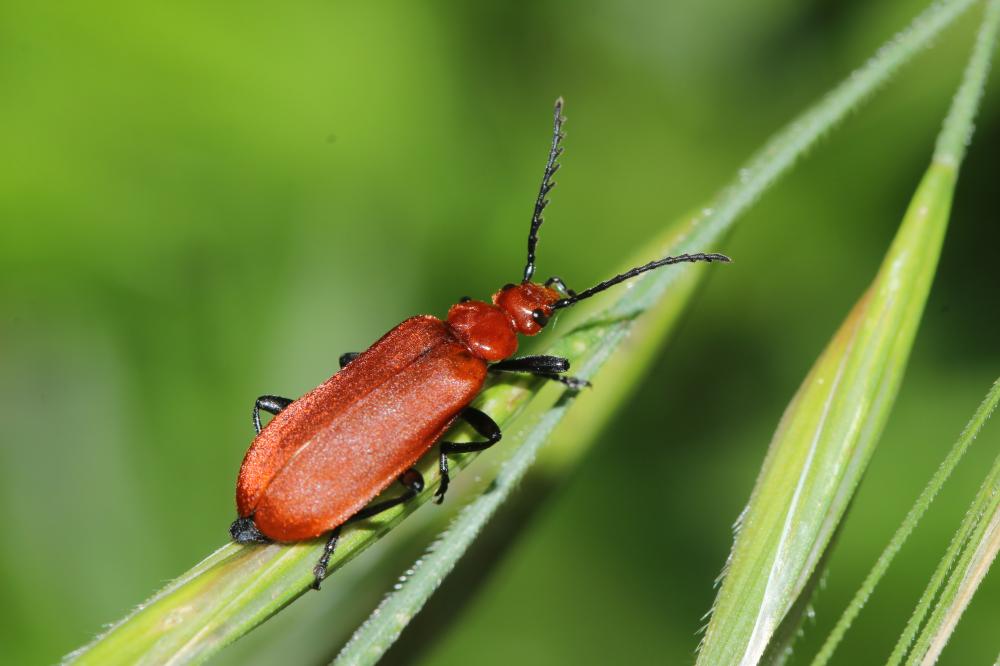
[230,99,730,589]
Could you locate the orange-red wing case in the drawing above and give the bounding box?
[235,315,487,540]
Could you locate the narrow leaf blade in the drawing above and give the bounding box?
[698,157,957,665]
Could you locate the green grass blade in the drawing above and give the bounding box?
[811,378,1000,666]
[934,0,1000,166]
[696,3,996,655]
[887,468,994,666]
[832,5,1000,663]
[698,169,952,666]
[643,0,983,275]
[907,467,1000,665]
[64,0,982,662]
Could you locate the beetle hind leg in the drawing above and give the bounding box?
[311,469,426,590]
[435,407,502,505]
[312,526,342,590]
[349,468,425,523]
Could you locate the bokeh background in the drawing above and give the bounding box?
[2,1,999,664]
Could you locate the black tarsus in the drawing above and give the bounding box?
[435,406,502,504]
[312,526,341,590]
[523,98,566,284]
[552,252,732,309]
[253,395,294,435]
[230,515,269,544]
[339,352,360,368]
[311,468,426,590]
[490,355,590,389]
[534,372,590,390]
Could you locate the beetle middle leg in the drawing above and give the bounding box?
[435,407,502,504]
[252,395,294,435]
[253,351,358,435]
[489,355,590,390]
[311,468,425,590]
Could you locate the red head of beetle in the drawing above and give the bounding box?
[492,282,560,335]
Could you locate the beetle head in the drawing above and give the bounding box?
[492,282,561,336]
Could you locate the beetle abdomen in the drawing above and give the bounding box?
[235,315,487,541]
[236,316,448,514]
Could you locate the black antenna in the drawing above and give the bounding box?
[552,253,731,309]
[523,98,566,283]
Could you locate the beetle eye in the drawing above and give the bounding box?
[501,283,516,291]
[531,309,549,327]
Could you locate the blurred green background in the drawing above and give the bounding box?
[2,1,999,664]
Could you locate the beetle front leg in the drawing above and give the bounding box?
[435,407,502,504]
[489,355,591,390]
[252,395,294,435]
[312,468,425,590]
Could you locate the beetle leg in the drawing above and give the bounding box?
[435,407,502,504]
[252,395,294,435]
[489,355,591,390]
[349,468,425,522]
[268,353,352,442]
[312,469,425,590]
[491,354,568,373]
[528,372,590,390]
[312,526,341,590]
[544,276,577,297]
